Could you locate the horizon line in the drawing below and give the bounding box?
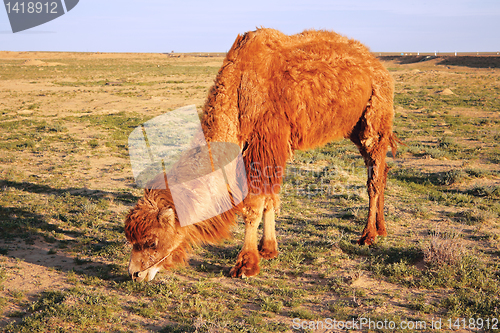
[1,50,500,56]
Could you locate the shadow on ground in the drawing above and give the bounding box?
[0,179,136,282]
[0,179,140,203]
[379,55,500,69]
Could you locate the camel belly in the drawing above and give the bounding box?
[284,73,373,151]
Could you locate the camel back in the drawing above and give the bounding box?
[201,28,394,195]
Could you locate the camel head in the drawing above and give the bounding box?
[124,158,240,282]
[124,192,187,282]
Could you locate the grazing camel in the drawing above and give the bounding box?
[125,28,397,281]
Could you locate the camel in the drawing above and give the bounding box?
[125,28,398,282]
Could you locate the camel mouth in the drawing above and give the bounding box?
[129,251,173,282]
[131,266,161,282]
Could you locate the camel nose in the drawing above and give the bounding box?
[131,271,140,281]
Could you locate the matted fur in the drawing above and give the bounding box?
[125,28,397,280]
[202,28,397,195]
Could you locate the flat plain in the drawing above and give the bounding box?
[0,51,499,332]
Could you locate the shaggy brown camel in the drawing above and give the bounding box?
[125,28,398,281]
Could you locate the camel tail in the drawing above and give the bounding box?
[389,132,404,159]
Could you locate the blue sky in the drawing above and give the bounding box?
[1,0,499,53]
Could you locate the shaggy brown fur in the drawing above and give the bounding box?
[125,185,238,264]
[125,28,397,280]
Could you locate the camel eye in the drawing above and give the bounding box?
[145,240,157,250]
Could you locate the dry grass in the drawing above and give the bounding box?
[422,230,467,267]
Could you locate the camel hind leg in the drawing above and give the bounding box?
[350,81,394,245]
[355,143,389,245]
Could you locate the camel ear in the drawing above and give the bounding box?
[159,208,175,227]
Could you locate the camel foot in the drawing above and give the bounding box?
[229,250,260,278]
[357,232,378,246]
[377,228,388,237]
[258,239,279,259]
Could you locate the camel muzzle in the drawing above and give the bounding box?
[130,252,172,282]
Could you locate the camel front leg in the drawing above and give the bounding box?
[258,196,279,259]
[230,195,265,278]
